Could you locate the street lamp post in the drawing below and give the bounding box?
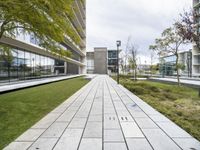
[116,40,121,84]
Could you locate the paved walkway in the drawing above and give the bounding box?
[4,75,200,150]
[150,77,200,88]
[0,74,83,93]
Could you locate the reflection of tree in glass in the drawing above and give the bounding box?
[0,45,15,78]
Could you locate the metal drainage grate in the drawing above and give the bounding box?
[108,116,116,120]
[119,116,129,121]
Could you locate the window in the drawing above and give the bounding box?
[108,51,117,59]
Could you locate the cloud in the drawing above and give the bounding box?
[86,0,192,63]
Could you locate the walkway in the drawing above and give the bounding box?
[0,74,83,93]
[4,75,200,150]
[150,77,200,88]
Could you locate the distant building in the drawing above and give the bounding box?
[107,50,118,74]
[94,48,108,74]
[86,48,118,74]
[193,0,200,76]
[159,51,192,77]
[86,52,94,74]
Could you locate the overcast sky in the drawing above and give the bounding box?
[86,0,192,64]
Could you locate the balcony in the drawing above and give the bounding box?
[71,8,86,38]
[74,0,86,28]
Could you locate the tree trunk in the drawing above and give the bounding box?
[175,53,180,86]
[0,31,4,39]
[135,69,137,81]
[134,66,137,81]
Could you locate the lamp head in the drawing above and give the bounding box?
[116,40,121,47]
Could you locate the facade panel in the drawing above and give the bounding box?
[94,48,108,74]
[193,0,200,76]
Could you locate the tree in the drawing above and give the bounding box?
[149,26,189,86]
[128,44,138,81]
[124,36,131,74]
[175,10,200,49]
[0,0,79,58]
[150,51,156,76]
[0,45,14,79]
[119,57,125,74]
[150,64,159,75]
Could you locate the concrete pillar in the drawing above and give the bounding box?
[64,62,67,75]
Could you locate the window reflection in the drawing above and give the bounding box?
[0,44,67,83]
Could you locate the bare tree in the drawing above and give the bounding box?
[150,51,156,77]
[128,44,138,81]
[119,58,125,74]
[124,36,131,74]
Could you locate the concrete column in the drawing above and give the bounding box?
[64,62,67,74]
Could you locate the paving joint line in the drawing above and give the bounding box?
[51,79,99,149]
[76,77,102,150]
[105,77,129,150]
[109,77,183,150]
[26,80,95,149]
[107,77,155,150]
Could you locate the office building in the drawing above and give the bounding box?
[107,50,118,74]
[86,48,118,74]
[0,0,86,83]
[159,51,192,77]
[193,0,200,76]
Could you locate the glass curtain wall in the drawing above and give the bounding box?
[0,44,64,83]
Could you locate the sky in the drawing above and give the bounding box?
[86,0,192,64]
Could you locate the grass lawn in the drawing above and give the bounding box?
[116,76,200,141]
[0,77,89,149]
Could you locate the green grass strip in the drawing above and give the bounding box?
[0,77,89,149]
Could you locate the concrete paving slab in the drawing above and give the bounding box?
[104,107,116,114]
[28,138,58,150]
[53,129,83,150]
[135,117,158,129]
[121,122,144,138]
[173,137,200,150]
[51,103,70,113]
[118,115,134,122]
[41,122,69,138]
[3,142,32,150]
[104,142,127,150]
[142,129,181,150]
[104,129,124,142]
[88,115,102,122]
[68,117,87,129]
[31,113,60,129]
[157,121,192,138]
[83,122,102,138]
[15,129,45,142]
[149,114,171,122]
[56,110,76,122]
[126,138,153,150]
[79,138,102,150]
[129,109,148,118]
[104,114,121,129]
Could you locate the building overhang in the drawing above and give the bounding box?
[0,36,85,67]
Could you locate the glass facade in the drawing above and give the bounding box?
[108,50,118,73]
[0,44,69,83]
[108,51,117,59]
[108,59,117,66]
[159,55,176,76]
